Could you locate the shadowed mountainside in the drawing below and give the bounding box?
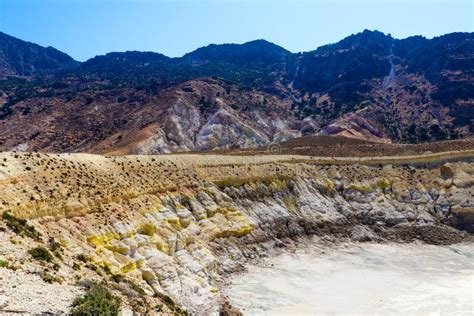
[0,32,78,78]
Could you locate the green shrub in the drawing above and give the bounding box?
[41,271,61,284]
[53,262,60,271]
[76,254,89,263]
[53,250,63,260]
[85,263,102,276]
[2,212,40,240]
[0,259,9,268]
[49,238,61,252]
[111,274,124,283]
[154,291,188,315]
[29,246,53,262]
[72,281,121,316]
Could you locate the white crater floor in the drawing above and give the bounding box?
[225,243,474,315]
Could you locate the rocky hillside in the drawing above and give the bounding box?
[0,30,472,153]
[0,32,78,78]
[0,78,299,153]
[0,150,473,314]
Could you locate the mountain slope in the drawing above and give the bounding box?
[0,30,472,153]
[0,32,78,78]
[0,78,299,153]
[294,31,474,143]
[291,30,393,98]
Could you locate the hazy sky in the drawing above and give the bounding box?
[1,0,472,61]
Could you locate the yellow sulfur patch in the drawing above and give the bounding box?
[119,261,137,274]
[86,232,120,248]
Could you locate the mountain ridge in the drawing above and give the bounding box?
[0,30,472,153]
[0,31,79,78]
[2,29,472,69]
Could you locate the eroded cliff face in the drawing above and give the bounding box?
[0,152,473,314]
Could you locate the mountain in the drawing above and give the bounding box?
[80,51,171,74]
[0,32,78,78]
[183,39,290,66]
[289,31,474,143]
[72,39,291,89]
[0,30,472,154]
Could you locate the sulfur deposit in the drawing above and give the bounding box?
[0,151,473,314]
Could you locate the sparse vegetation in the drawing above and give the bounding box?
[40,271,61,283]
[154,291,189,316]
[49,237,61,252]
[213,175,293,189]
[72,281,121,316]
[376,179,392,190]
[0,259,10,268]
[77,253,90,263]
[347,183,373,193]
[111,274,125,283]
[2,212,41,240]
[138,223,156,236]
[29,246,53,262]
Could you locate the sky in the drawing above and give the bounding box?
[0,0,472,61]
